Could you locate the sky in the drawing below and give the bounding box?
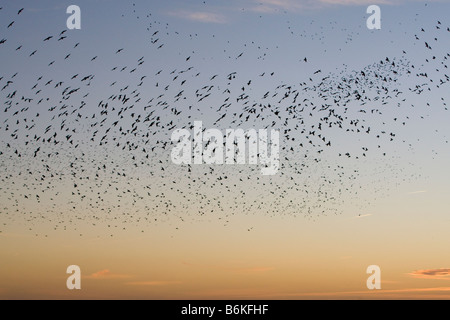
[1,0,450,299]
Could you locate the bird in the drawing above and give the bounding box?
[0,1,447,237]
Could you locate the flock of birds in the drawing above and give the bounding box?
[0,2,449,236]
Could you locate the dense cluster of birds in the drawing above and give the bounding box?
[0,2,449,236]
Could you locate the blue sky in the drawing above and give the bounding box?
[1,0,450,299]
[1,0,449,220]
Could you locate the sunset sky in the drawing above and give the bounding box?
[1,0,450,300]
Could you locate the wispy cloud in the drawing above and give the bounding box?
[319,0,392,5]
[84,269,132,280]
[185,287,282,299]
[86,270,180,286]
[185,286,450,299]
[409,269,450,279]
[238,287,450,299]
[235,267,275,274]
[408,190,427,195]
[0,232,34,238]
[289,286,450,298]
[168,10,227,24]
[249,0,444,13]
[126,281,182,286]
[168,0,447,21]
[354,214,373,219]
[250,0,318,13]
[182,261,274,274]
